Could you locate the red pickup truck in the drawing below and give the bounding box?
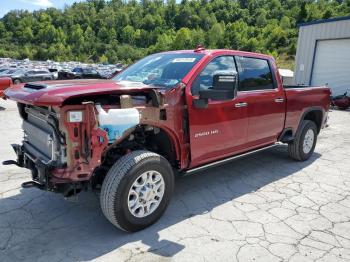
[3,48,330,232]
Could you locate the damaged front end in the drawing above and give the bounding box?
[4,102,108,196]
[3,78,182,197]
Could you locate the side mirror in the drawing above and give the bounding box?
[193,70,238,109]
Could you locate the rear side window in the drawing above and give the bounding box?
[236,56,274,91]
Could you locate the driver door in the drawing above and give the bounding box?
[186,55,249,168]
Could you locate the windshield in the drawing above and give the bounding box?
[113,53,204,88]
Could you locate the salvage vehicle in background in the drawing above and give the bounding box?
[72,67,103,79]
[331,92,350,110]
[0,77,12,98]
[0,69,54,84]
[48,68,59,80]
[58,67,104,80]
[0,68,18,77]
[0,68,10,74]
[3,47,331,232]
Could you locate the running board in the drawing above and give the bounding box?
[184,143,279,176]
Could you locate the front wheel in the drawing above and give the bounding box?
[100,150,174,232]
[288,120,318,161]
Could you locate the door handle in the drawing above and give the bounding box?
[274,98,284,103]
[235,102,248,108]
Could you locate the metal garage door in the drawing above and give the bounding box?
[311,38,350,95]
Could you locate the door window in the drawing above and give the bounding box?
[236,56,274,91]
[191,56,236,95]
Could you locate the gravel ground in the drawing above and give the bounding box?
[0,99,350,262]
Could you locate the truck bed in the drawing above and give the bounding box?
[284,85,331,134]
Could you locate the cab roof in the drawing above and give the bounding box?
[159,48,274,61]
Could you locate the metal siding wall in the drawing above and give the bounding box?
[294,19,350,85]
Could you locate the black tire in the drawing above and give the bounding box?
[288,120,318,161]
[13,79,21,84]
[100,150,174,232]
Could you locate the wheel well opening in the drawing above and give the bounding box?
[101,125,178,169]
[143,127,177,166]
[303,110,323,133]
[92,125,178,188]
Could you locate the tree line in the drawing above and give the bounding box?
[0,0,349,67]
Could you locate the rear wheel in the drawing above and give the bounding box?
[100,150,174,232]
[288,120,318,161]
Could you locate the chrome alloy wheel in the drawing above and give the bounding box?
[127,170,165,218]
[303,129,315,154]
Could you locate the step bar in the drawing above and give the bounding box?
[184,143,279,176]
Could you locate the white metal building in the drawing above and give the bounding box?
[294,16,350,95]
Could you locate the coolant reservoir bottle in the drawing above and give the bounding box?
[95,104,140,142]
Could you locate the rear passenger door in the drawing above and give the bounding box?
[235,56,285,146]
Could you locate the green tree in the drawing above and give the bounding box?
[172,27,192,50]
[0,0,346,65]
[121,25,135,45]
[207,23,224,48]
[69,24,84,46]
[280,16,291,30]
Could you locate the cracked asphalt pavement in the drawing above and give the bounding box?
[1,99,350,262]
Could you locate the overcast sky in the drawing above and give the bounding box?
[0,0,84,18]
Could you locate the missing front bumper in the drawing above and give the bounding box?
[2,143,52,190]
[3,144,88,196]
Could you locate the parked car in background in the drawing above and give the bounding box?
[48,68,59,80]
[57,69,74,80]
[0,58,126,81]
[0,77,12,98]
[0,68,10,74]
[58,67,104,80]
[3,48,331,232]
[0,68,18,77]
[72,67,103,79]
[0,69,54,84]
[107,67,124,79]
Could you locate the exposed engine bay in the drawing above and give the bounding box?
[7,89,180,197]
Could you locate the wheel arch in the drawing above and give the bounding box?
[297,107,324,135]
[102,124,181,169]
